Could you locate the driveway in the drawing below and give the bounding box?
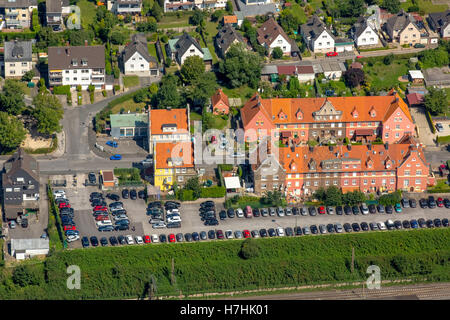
[410,106,436,146]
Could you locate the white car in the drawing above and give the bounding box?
[135,236,144,244]
[225,230,234,239]
[66,235,79,242]
[236,208,244,218]
[96,220,112,227]
[152,222,166,229]
[151,234,159,243]
[126,235,134,245]
[54,190,66,197]
[114,214,128,221]
[378,221,387,230]
[166,209,180,214]
[276,227,285,237]
[167,216,182,223]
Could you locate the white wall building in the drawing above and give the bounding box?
[300,15,335,53]
[10,238,49,260]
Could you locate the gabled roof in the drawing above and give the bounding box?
[223,15,238,24]
[215,24,245,56]
[46,0,61,13]
[150,108,188,135]
[428,10,450,30]
[122,34,156,64]
[353,17,376,39]
[4,40,32,62]
[385,10,419,37]
[257,18,291,47]
[155,142,194,169]
[174,33,203,58]
[300,15,334,41]
[240,93,273,129]
[211,88,229,108]
[3,148,39,183]
[0,0,37,8]
[48,45,105,70]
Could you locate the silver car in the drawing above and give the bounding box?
[302,226,311,235]
[152,222,166,229]
[269,207,276,216]
[327,207,335,215]
[285,207,293,216]
[225,230,234,239]
[300,207,308,216]
[277,207,285,217]
[335,223,343,233]
[234,230,243,239]
[261,208,269,217]
[319,224,327,234]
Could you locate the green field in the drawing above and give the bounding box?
[400,0,448,13]
[147,43,158,61]
[77,0,96,30]
[123,75,140,88]
[110,98,146,114]
[158,12,194,29]
[364,59,410,92]
[222,85,256,103]
[0,229,449,299]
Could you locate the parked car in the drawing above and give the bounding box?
[269,207,276,216]
[319,224,327,234]
[336,206,343,215]
[343,223,352,233]
[106,140,118,148]
[234,230,243,239]
[260,208,269,217]
[352,206,360,215]
[100,237,108,246]
[368,204,376,214]
[326,224,335,233]
[276,227,285,237]
[277,207,285,217]
[308,207,317,216]
[335,223,343,233]
[159,234,167,243]
[109,236,118,246]
[130,189,137,200]
[436,123,444,132]
[394,220,403,229]
[300,207,308,216]
[444,199,450,208]
[310,225,318,234]
[378,222,387,230]
[294,226,302,236]
[245,206,253,218]
[428,196,436,208]
[414,43,425,48]
[90,236,99,247]
[285,207,292,216]
[259,229,268,237]
[99,225,115,232]
[418,218,427,228]
[394,203,402,213]
[326,51,338,57]
[434,218,442,227]
[437,197,444,207]
[369,222,379,231]
[21,218,28,228]
[318,206,326,214]
[442,218,449,227]
[251,230,259,238]
[385,205,393,214]
[88,173,96,184]
[106,193,120,201]
[285,227,294,236]
[122,189,129,199]
[377,204,385,213]
[419,198,428,208]
[302,226,311,235]
[236,208,244,218]
[351,223,361,232]
[118,235,126,245]
[225,230,234,239]
[409,199,417,208]
[243,229,251,238]
[125,235,134,244]
[360,222,369,231]
[81,236,89,247]
[267,228,276,237]
[227,208,235,218]
[168,234,176,243]
[185,233,193,242]
[344,205,352,215]
[426,219,434,228]
[360,203,369,215]
[110,154,122,160]
[209,230,217,239]
[410,219,419,229]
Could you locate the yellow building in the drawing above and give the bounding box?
[153,142,195,192]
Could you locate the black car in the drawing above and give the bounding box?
[352,206,360,215]
[21,218,28,228]
[326,224,335,233]
[419,198,428,208]
[259,228,268,237]
[208,230,216,239]
[268,228,276,237]
[192,232,200,241]
[100,237,108,246]
[444,199,450,208]
[159,234,167,243]
[308,207,317,216]
[122,189,129,199]
[252,208,261,217]
[55,198,69,204]
[107,193,120,201]
[344,205,352,215]
[428,196,436,208]
[418,218,427,228]
[343,223,352,233]
[310,225,318,234]
[200,231,207,240]
[394,220,402,229]
[148,201,162,208]
[386,221,395,230]
[88,172,96,184]
[176,233,184,242]
[434,218,442,227]
[292,207,299,216]
[78,237,88,249]
[402,220,411,229]
[335,206,343,215]
[184,233,193,242]
[201,201,215,208]
[90,236,99,247]
[352,223,360,232]
[165,201,181,207]
[130,189,137,200]
[118,235,126,245]
[90,192,102,198]
[115,224,130,231]
[368,204,377,214]
[285,227,294,236]
[409,199,417,208]
[138,190,146,199]
[360,222,369,231]
[426,219,434,228]
[294,226,302,236]
[109,236,118,246]
[385,205,393,214]
[227,208,235,218]
[377,204,385,213]
[167,222,182,228]
[219,210,227,220]
[91,199,107,207]
[442,218,449,227]
[204,219,219,226]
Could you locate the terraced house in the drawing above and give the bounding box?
[240,92,415,144]
[278,136,434,202]
[0,0,36,29]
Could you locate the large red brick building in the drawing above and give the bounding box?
[240,91,415,144]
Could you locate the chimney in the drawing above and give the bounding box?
[347,144,352,151]
[385,143,389,150]
[85,40,88,47]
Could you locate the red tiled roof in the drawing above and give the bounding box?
[150,109,188,135]
[277,65,297,75]
[155,142,194,169]
[297,65,314,74]
[406,93,424,105]
[211,88,229,108]
[223,15,238,24]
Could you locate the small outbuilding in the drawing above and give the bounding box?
[10,238,49,260]
[224,176,242,192]
[409,70,424,84]
[100,170,116,188]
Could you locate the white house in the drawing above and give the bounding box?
[166,32,215,69]
[122,34,159,76]
[256,18,299,56]
[48,45,105,89]
[352,17,380,47]
[300,15,335,53]
[10,238,49,260]
[107,0,142,15]
[296,65,315,83]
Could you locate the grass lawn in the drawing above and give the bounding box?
[18,81,31,96]
[428,179,450,192]
[77,0,96,30]
[437,135,450,145]
[158,12,193,29]
[401,0,448,13]
[364,59,409,92]
[110,99,146,114]
[205,113,228,130]
[319,80,352,97]
[285,3,307,23]
[222,85,256,103]
[123,75,140,88]
[147,42,158,61]
[445,88,450,105]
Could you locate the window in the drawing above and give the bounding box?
[5,188,12,192]
[16,177,24,182]
[178,176,184,182]
[314,181,318,186]
[363,180,367,185]
[325,180,330,186]
[416,170,422,175]
[390,178,395,184]
[371,179,375,184]
[405,171,410,176]
[404,180,409,187]
[295,181,299,187]
[333,180,338,185]
[415,179,421,184]
[344,180,348,186]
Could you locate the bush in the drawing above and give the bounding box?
[200,186,226,198]
[114,85,121,92]
[239,238,260,259]
[426,110,436,134]
[102,90,107,97]
[378,190,402,206]
[383,53,394,65]
[76,85,82,92]
[177,189,195,201]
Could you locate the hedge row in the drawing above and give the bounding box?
[200,186,226,198]
[46,184,65,250]
[436,135,450,145]
[0,229,449,299]
[0,32,36,42]
[426,110,436,134]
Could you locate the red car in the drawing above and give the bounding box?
[437,197,444,207]
[169,234,176,243]
[356,55,363,59]
[243,230,251,238]
[143,235,151,244]
[216,230,224,239]
[326,51,338,57]
[93,206,108,212]
[63,225,76,231]
[95,215,109,221]
[59,203,71,209]
[318,206,326,214]
[211,135,217,144]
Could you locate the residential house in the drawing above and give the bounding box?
[2,40,32,79]
[278,135,434,201]
[46,0,63,31]
[110,113,149,139]
[215,24,246,58]
[334,38,354,53]
[107,0,142,15]
[48,45,105,89]
[0,0,37,29]
[300,15,335,53]
[2,149,40,221]
[211,88,230,115]
[166,33,213,69]
[153,142,196,191]
[122,34,159,76]
[257,17,299,56]
[163,0,226,12]
[351,17,380,47]
[384,10,421,45]
[148,107,190,154]
[240,91,415,144]
[427,10,450,39]
[297,65,315,83]
[406,93,424,107]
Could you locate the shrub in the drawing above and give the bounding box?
[114,85,121,92]
[76,85,82,92]
[239,238,260,259]
[200,186,226,198]
[102,90,107,97]
[177,189,194,201]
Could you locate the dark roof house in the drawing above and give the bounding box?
[427,10,450,38]
[215,24,246,58]
[46,0,62,30]
[174,32,203,60]
[257,17,299,53]
[384,10,419,40]
[4,40,32,62]
[48,45,105,70]
[122,34,156,64]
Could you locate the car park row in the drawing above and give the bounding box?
[53,189,80,243]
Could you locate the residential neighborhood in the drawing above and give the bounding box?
[0,0,449,302]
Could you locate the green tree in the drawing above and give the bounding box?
[342,190,366,206]
[12,265,42,287]
[155,74,182,108]
[383,53,394,65]
[0,80,26,115]
[22,70,35,82]
[324,186,343,206]
[189,10,206,26]
[288,76,301,96]
[218,43,262,88]
[336,0,365,17]
[180,55,205,84]
[239,238,260,259]
[151,2,163,21]
[381,0,401,14]
[343,68,365,88]
[31,9,40,32]
[184,72,218,108]
[0,111,26,151]
[271,47,284,59]
[424,87,448,115]
[32,93,64,135]
[261,190,283,206]
[184,177,202,199]
[66,29,94,46]
[226,0,233,14]
[36,27,63,49]
[110,31,126,45]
